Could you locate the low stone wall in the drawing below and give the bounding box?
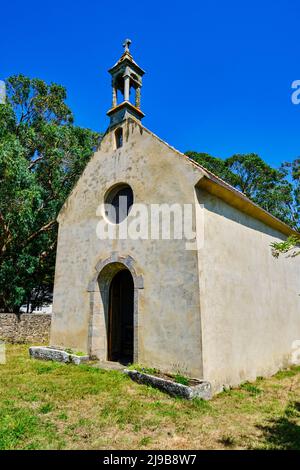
[0,313,51,344]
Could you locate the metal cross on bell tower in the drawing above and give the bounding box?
[107,40,145,128]
[123,38,132,53]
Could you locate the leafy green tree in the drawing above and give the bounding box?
[280,158,300,229]
[271,158,300,257]
[185,151,235,183]
[0,75,100,312]
[225,154,294,227]
[186,151,296,229]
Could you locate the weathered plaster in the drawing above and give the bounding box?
[196,187,300,392]
[51,118,204,378]
[51,116,300,390]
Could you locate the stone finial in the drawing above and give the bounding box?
[123,38,132,53]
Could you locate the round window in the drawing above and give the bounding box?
[104,183,134,224]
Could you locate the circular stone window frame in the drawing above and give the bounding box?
[103,182,134,224]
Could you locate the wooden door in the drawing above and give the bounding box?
[108,270,134,363]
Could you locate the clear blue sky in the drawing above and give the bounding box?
[2,0,300,167]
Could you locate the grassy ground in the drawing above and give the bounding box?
[0,344,300,450]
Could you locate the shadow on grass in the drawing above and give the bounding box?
[255,402,300,450]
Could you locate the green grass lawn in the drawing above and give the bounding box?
[0,344,300,450]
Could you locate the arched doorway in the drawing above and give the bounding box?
[107,269,134,364]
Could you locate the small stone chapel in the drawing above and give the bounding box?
[50,40,300,393]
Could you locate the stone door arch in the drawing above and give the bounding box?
[87,254,144,362]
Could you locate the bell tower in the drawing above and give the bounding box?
[107,39,145,127]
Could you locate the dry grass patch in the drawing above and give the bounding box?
[0,344,299,449]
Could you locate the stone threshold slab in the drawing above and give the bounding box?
[92,361,127,371]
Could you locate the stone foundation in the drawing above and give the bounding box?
[0,313,51,344]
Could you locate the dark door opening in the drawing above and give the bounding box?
[108,269,134,364]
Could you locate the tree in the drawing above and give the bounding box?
[186,151,296,229]
[185,151,235,183]
[0,75,101,312]
[271,158,300,257]
[280,158,300,229]
[225,153,295,227]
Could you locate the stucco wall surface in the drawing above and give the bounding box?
[197,188,300,392]
[51,119,204,377]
